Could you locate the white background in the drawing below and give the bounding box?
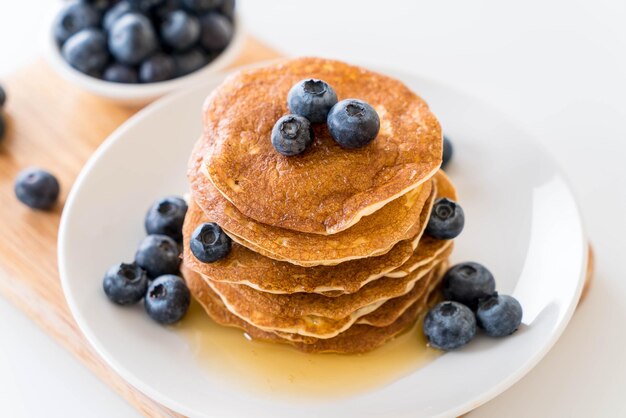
[1,0,625,416]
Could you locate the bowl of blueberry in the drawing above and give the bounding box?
[45,0,243,106]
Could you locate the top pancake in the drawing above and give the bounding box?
[203,57,442,235]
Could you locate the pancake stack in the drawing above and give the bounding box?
[181,58,459,354]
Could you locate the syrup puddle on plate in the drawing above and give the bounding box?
[176,301,440,399]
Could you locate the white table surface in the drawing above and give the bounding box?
[1,1,625,417]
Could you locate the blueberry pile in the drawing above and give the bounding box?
[103,195,191,325]
[271,79,381,156]
[14,168,61,211]
[423,262,523,350]
[54,0,235,83]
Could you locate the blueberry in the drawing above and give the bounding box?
[287,79,338,124]
[152,0,182,22]
[144,275,190,324]
[103,63,138,83]
[220,0,235,20]
[199,12,233,51]
[425,198,465,240]
[135,234,181,278]
[14,168,60,210]
[423,301,476,350]
[182,0,222,13]
[190,222,231,263]
[103,1,132,32]
[139,53,176,82]
[103,262,148,305]
[476,294,523,337]
[0,84,5,108]
[62,29,110,75]
[327,99,380,149]
[173,48,207,76]
[443,262,496,310]
[53,1,100,45]
[109,13,158,65]
[85,68,104,80]
[442,135,453,169]
[271,114,314,156]
[82,0,114,13]
[127,0,165,12]
[160,10,200,51]
[145,196,188,241]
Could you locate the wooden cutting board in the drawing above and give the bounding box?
[0,37,280,418]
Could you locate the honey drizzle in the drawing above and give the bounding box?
[176,301,440,399]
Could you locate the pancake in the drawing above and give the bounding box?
[183,265,442,354]
[357,261,447,327]
[203,57,442,235]
[190,137,435,267]
[202,244,452,338]
[183,169,456,295]
[205,263,440,345]
[266,265,444,344]
[386,236,445,277]
[269,265,446,344]
[183,200,415,295]
[182,184,435,295]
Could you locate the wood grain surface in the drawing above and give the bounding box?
[0,37,279,418]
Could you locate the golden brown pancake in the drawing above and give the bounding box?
[203,240,450,322]
[190,137,435,267]
[183,265,443,354]
[358,261,447,327]
[182,182,436,295]
[267,265,444,344]
[202,245,451,338]
[205,259,445,341]
[183,169,457,295]
[203,57,442,235]
[183,199,418,295]
[386,236,446,277]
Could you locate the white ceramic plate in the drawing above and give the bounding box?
[58,68,589,418]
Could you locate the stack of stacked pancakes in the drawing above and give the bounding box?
[181,58,459,354]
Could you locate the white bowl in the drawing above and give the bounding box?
[43,4,245,106]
